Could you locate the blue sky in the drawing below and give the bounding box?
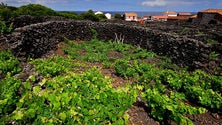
[2,0,222,12]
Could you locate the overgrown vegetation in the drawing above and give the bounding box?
[15,4,58,16]
[0,21,13,34]
[0,37,221,124]
[0,2,18,20]
[0,50,21,75]
[57,11,79,19]
[0,3,107,22]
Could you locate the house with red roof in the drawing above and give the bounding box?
[168,12,193,21]
[124,12,138,21]
[152,15,168,21]
[163,10,177,17]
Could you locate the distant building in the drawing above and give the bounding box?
[151,15,168,21]
[196,9,222,24]
[124,12,138,21]
[177,12,192,16]
[142,15,150,20]
[168,12,193,21]
[105,13,112,19]
[163,10,177,17]
[95,11,103,15]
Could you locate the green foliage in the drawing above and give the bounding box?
[108,40,132,55]
[87,9,94,14]
[80,10,99,22]
[0,4,107,22]
[0,50,21,75]
[1,67,137,124]
[91,28,98,39]
[209,51,219,60]
[1,38,221,124]
[0,7,12,21]
[0,4,18,21]
[0,75,22,119]
[63,39,114,62]
[57,11,79,19]
[114,13,122,19]
[205,39,218,45]
[0,21,13,34]
[79,9,107,22]
[114,59,153,79]
[96,14,107,22]
[127,47,155,60]
[142,88,206,125]
[161,69,222,112]
[103,61,112,68]
[30,56,78,77]
[16,4,58,16]
[181,27,189,35]
[197,30,204,35]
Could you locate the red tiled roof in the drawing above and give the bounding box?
[142,16,149,18]
[163,11,177,15]
[190,15,197,18]
[152,15,168,19]
[200,9,222,15]
[168,16,192,20]
[124,12,137,17]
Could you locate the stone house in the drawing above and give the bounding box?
[168,12,193,21]
[196,9,222,24]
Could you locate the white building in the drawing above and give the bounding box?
[94,11,103,15]
[105,13,112,19]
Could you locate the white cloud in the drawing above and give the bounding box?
[142,0,167,7]
[4,0,68,6]
[141,0,195,7]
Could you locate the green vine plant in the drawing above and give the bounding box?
[209,51,219,60]
[90,28,98,40]
[0,21,13,34]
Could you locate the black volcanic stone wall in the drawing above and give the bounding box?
[6,15,69,28]
[2,20,221,71]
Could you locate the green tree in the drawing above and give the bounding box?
[114,13,122,20]
[96,14,107,21]
[16,4,58,16]
[80,9,99,22]
[58,11,79,19]
[87,9,94,14]
[0,3,17,21]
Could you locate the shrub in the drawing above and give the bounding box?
[114,13,122,19]
[16,4,58,16]
[80,10,100,22]
[0,3,18,20]
[0,21,13,34]
[96,14,107,21]
[80,12,99,22]
[58,11,79,19]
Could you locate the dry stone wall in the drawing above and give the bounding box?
[6,15,69,28]
[1,19,221,71]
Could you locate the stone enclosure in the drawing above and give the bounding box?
[1,16,221,72]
